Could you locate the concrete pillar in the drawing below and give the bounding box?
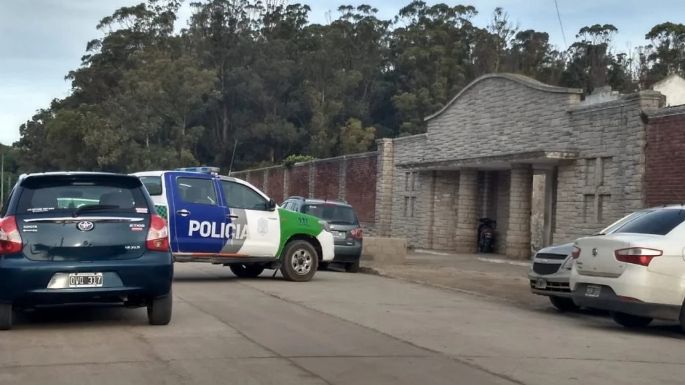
[455,169,479,253]
[375,139,395,236]
[507,164,533,259]
[338,156,347,201]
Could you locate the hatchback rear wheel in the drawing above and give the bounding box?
[147,292,172,326]
[0,304,12,330]
[612,312,652,328]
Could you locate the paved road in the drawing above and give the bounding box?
[2,264,685,385]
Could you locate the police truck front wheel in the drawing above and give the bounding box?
[229,264,265,278]
[280,240,318,282]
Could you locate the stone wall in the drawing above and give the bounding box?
[553,92,663,243]
[417,74,582,165]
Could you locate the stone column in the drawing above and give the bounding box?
[375,139,395,236]
[455,169,479,253]
[507,164,533,259]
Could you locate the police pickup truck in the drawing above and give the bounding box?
[133,168,334,282]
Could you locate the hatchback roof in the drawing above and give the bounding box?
[285,196,350,206]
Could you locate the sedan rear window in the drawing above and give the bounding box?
[17,175,149,215]
[614,209,685,235]
[303,204,359,225]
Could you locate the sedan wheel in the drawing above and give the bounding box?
[612,312,652,328]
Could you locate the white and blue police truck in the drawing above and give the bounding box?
[133,168,334,282]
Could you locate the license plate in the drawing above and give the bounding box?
[68,273,104,288]
[534,278,547,289]
[585,285,601,297]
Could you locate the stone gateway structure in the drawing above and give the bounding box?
[376,74,663,258]
[236,73,685,260]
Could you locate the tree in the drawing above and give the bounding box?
[561,24,627,93]
[642,22,685,87]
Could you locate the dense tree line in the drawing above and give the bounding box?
[12,0,685,173]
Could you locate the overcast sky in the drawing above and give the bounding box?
[1,0,683,145]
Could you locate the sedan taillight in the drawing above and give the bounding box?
[614,248,662,266]
[0,216,22,255]
[571,246,581,259]
[146,215,170,251]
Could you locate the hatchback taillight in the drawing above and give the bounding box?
[146,215,169,251]
[614,248,662,266]
[350,228,363,240]
[0,216,22,255]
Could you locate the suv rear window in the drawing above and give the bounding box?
[614,209,685,235]
[16,175,149,215]
[303,204,359,225]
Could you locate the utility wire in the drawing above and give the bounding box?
[554,0,568,50]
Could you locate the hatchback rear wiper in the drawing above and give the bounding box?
[72,204,119,217]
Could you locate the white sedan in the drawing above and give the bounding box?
[570,206,685,330]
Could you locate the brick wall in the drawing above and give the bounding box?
[288,165,310,198]
[247,172,264,190]
[266,168,285,203]
[231,153,378,230]
[345,156,377,223]
[314,161,340,200]
[645,107,685,206]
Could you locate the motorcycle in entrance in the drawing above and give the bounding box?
[477,218,496,253]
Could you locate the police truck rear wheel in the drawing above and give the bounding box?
[280,240,318,282]
[229,264,265,278]
[0,304,12,330]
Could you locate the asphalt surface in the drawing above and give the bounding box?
[2,263,685,385]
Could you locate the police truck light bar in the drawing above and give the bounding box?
[176,166,220,174]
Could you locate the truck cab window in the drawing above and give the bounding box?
[222,181,268,211]
[177,178,217,206]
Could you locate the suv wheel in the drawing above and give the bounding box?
[0,304,12,330]
[345,260,360,273]
[280,240,318,282]
[549,296,579,312]
[147,292,172,326]
[612,312,652,328]
[229,264,265,278]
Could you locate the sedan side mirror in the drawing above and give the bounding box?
[267,198,277,211]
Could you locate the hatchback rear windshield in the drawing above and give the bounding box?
[303,204,359,225]
[16,175,149,215]
[614,209,685,235]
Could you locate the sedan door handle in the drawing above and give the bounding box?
[176,209,191,217]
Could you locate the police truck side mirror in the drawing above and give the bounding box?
[267,199,276,211]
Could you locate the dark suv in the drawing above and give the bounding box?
[281,197,363,272]
[0,172,173,330]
